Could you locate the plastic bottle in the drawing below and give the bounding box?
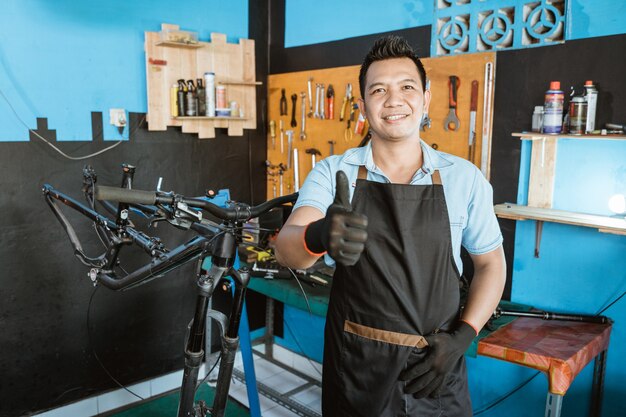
[584,80,598,133]
[196,78,206,116]
[177,79,186,117]
[568,96,587,135]
[204,72,216,117]
[185,80,197,116]
[532,106,544,132]
[543,81,564,134]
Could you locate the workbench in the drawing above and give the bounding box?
[240,276,612,417]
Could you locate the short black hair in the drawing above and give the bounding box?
[358,35,427,99]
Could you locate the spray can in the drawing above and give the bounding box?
[584,80,598,133]
[204,72,215,117]
[170,83,179,117]
[186,80,197,116]
[543,81,564,134]
[196,78,206,116]
[177,79,186,117]
[568,96,587,135]
[216,85,227,109]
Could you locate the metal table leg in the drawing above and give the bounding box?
[545,392,563,417]
[265,297,275,359]
[590,349,607,417]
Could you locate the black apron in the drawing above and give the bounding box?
[322,166,472,417]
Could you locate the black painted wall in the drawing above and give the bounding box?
[0,1,270,415]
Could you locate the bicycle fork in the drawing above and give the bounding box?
[177,262,251,417]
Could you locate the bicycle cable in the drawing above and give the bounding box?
[87,286,144,401]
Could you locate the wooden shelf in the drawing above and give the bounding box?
[495,203,626,236]
[155,41,204,49]
[218,81,262,86]
[145,24,257,139]
[513,132,626,141]
[173,116,249,121]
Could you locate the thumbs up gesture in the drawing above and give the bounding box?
[304,170,368,266]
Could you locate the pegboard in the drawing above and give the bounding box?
[266,52,496,199]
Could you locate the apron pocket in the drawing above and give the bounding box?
[338,320,425,416]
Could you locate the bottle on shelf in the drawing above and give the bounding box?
[196,78,206,117]
[204,72,216,117]
[584,80,598,133]
[531,106,544,133]
[568,95,587,135]
[543,81,564,134]
[177,79,186,117]
[186,80,197,116]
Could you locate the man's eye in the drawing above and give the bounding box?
[370,88,385,94]
[403,85,415,90]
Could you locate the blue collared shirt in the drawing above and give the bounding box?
[294,140,503,274]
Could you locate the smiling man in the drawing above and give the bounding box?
[275,35,506,417]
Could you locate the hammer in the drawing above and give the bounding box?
[328,140,336,156]
[305,148,322,169]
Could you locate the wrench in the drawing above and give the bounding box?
[300,92,307,140]
[313,84,321,118]
[279,119,284,154]
[320,84,326,119]
[290,93,298,127]
[307,78,314,118]
[286,130,294,169]
[444,75,460,131]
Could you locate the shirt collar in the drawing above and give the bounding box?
[344,139,455,174]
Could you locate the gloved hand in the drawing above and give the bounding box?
[399,321,477,398]
[304,170,368,266]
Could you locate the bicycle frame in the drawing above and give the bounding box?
[42,165,297,417]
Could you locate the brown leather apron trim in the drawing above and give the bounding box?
[344,320,429,348]
[357,165,368,180]
[431,170,442,185]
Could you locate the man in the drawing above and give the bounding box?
[275,35,506,417]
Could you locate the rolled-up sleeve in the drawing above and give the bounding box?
[293,159,334,214]
[462,170,503,255]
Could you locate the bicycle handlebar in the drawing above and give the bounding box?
[95,185,298,222]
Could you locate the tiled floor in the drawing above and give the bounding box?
[227,344,323,417]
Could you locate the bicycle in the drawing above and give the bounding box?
[43,164,298,417]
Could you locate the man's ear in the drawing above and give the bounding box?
[423,89,432,114]
[357,98,367,119]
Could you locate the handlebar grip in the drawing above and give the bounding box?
[95,185,157,205]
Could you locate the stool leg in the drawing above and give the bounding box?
[545,393,563,417]
[590,349,607,417]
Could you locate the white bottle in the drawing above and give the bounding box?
[584,80,598,133]
[203,72,216,117]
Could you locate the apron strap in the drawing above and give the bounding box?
[432,170,442,185]
[357,165,368,180]
[358,165,442,184]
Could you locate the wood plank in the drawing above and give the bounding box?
[527,137,557,208]
[228,121,244,137]
[198,121,216,139]
[494,203,626,235]
[513,132,626,141]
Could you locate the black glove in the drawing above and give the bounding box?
[399,321,476,398]
[304,170,368,266]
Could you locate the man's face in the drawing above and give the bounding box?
[359,57,431,143]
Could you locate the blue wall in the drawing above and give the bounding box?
[284,0,626,48]
[567,0,626,40]
[0,0,247,142]
[284,0,432,47]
